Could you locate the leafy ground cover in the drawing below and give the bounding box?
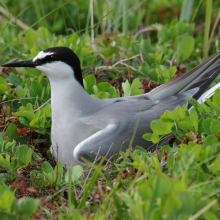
[0,0,220,219]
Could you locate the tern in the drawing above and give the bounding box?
[2,47,220,167]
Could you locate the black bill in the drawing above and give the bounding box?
[1,59,36,68]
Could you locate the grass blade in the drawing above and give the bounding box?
[203,0,212,58]
[77,158,104,209]
[179,0,194,22]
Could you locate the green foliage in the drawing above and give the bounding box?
[122,78,144,96]
[18,198,40,220]
[15,145,32,168]
[143,89,220,149]
[64,165,83,183]
[84,75,120,98]
[157,20,195,61]
[0,1,220,219]
[0,77,9,94]
[0,184,40,219]
[15,103,51,134]
[41,161,63,187]
[158,20,194,45]
[0,184,14,213]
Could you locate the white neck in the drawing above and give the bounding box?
[50,76,96,117]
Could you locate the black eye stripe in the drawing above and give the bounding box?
[35,55,57,65]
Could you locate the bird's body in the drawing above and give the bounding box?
[2,47,220,167]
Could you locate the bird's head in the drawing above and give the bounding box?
[2,47,84,87]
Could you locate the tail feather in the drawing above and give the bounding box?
[197,82,220,104]
[187,63,220,100]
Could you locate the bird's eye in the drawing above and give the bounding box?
[51,55,57,59]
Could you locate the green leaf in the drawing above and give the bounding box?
[213,89,220,106]
[121,193,138,213]
[190,108,198,132]
[162,195,182,216]
[140,38,151,55]
[29,118,40,127]
[210,119,220,135]
[142,133,152,141]
[5,72,22,86]
[31,80,42,98]
[41,161,53,174]
[83,75,96,95]
[206,98,220,114]
[178,192,194,216]
[68,33,80,45]
[0,185,15,212]
[54,161,63,187]
[179,36,195,59]
[202,119,213,135]
[96,91,108,99]
[155,174,171,196]
[169,67,177,79]
[79,47,95,57]
[6,124,18,141]
[151,133,160,143]
[203,134,218,149]
[150,155,161,171]
[41,161,55,185]
[97,82,112,92]
[178,121,194,132]
[106,87,118,98]
[151,119,171,135]
[18,198,40,220]
[167,154,175,169]
[212,154,220,175]
[137,182,152,201]
[15,145,32,167]
[102,47,120,57]
[92,85,98,95]
[15,103,36,121]
[130,78,144,96]
[0,77,9,94]
[64,165,83,183]
[122,80,131,97]
[16,85,28,98]
[19,117,31,127]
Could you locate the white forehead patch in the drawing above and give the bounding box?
[33,51,54,62]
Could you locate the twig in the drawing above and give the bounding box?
[0,164,29,180]
[34,98,51,112]
[112,54,140,67]
[134,26,157,38]
[96,54,140,71]
[188,199,218,220]
[139,50,144,63]
[120,62,150,78]
[0,6,33,30]
[207,10,220,53]
[90,151,113,165]
[167,44,179,68]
